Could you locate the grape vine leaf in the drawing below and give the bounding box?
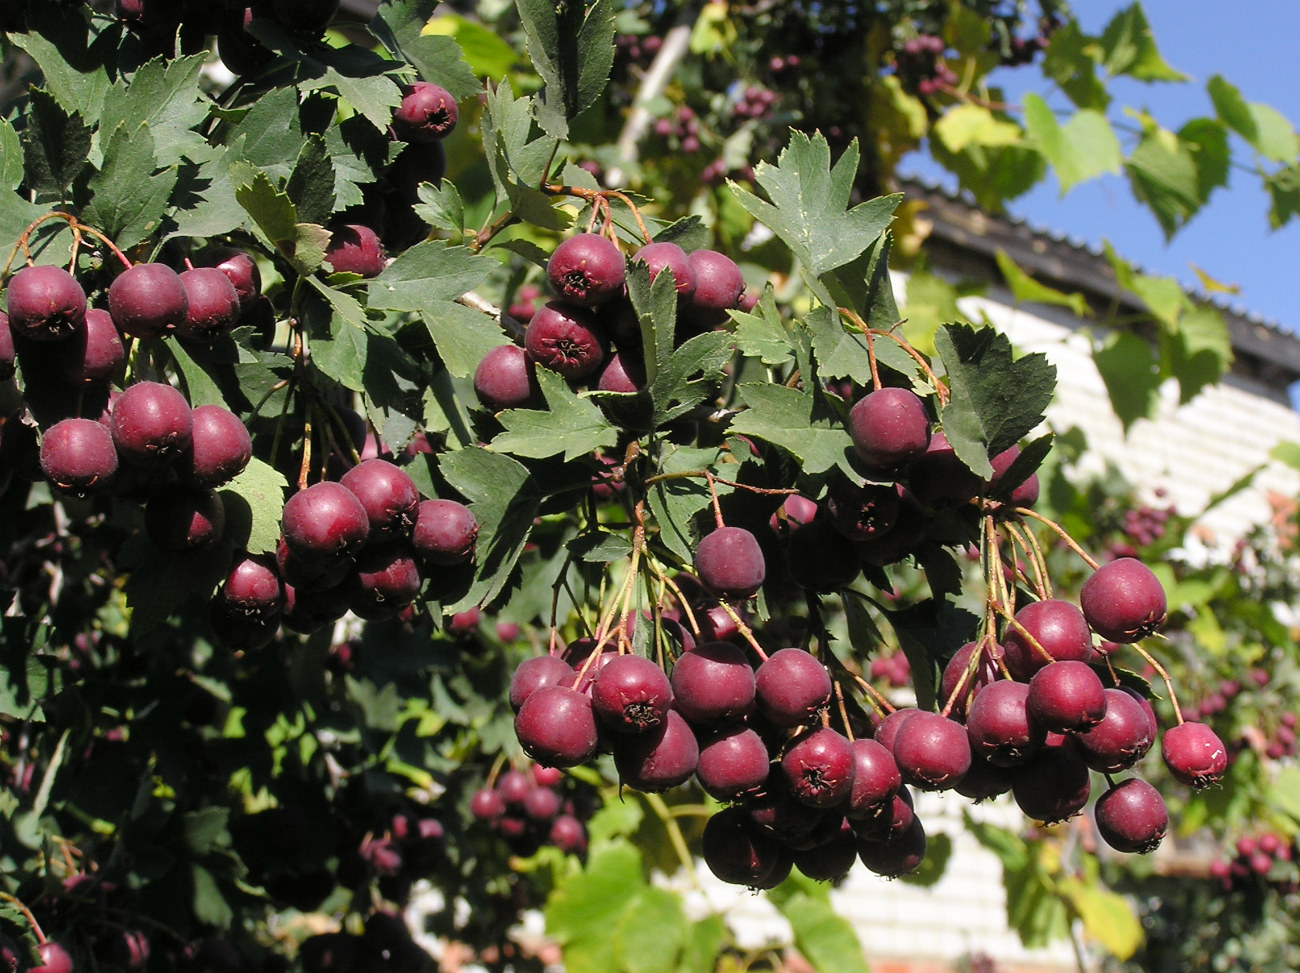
[935,323,1055,479]
[1207,75,1300,164]
[611,886,688,973]
[491,368,618,461]
[1022,95,1122,194]
[545,840,644,973]
[729,383,857,477]
[994,249,1090,318]
[728,131,899,282]
[1093,330,1160,432]
[1098,3,1189,82]
[516,0,617,138]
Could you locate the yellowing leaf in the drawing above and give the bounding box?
[1058,877,1144,960]
[933,104,1021,153]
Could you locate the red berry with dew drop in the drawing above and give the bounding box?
[509,655,575,713]
[1161,720,1229,789]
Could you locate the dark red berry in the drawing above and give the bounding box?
[966,679,1045,767]
[177,266,241,341]
[392,81,459,143]
[411,498,478,565]
[145,484,226,552]
[892,711,971,791]
[281,480,371,561]
[591,653,674,734]
[694,725,771,801]
[340,458,420,538]
[200,246,262,306]
[1012,743,1092,824]
[1080,557,1167,643]
[325,224,386,278]
[177,404,252,487]
[108,262,189,338]
[754,647,831,727]
[514,685,599,768]
[1001,598,1094,679]
[40,417,118,494]
[1161,721,1228,789]
[6,264,86,341]
[694,525,766,600]
[547,233,626,309]
[1074,687,1155,774]
[669,640,755,726]
[1094,777,1168,853]
[612,709,699,791]
[110,380,194,467]
[60,308,125,385]
[524,301,608,381]
[1027,660,1107,732]
[781,727,856,808]
[509,655,575,713]
[631,241,696,301]
[702,805,790,888]
[847,387,931,472]
[473,343,539,410]
[684,249,745,329]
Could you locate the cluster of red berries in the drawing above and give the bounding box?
[652,105,704,155]
[895,34,958,97]
[210,459,479,647]
[1209,832,1299,895]
[471,231,749,425]
[469,762,592,859]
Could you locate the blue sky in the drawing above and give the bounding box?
[900,1,1300,331]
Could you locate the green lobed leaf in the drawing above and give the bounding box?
[994,249,1090,317]
[1022,95,1122,194]
[0,119,52,250]
[413,180,467,236]
[935,323,1055,478]
[80,122,175,253]
[648,330,735,428]
[1098,3,1189,82]
[732,285,795,367]
[625,261,678,387]
[674,914,727,973]
[824,230,902,333]
[1158,304,1232,404]
[423,302,512,379]
[517,0,617,138]
[645,445,729,565]
[8,5,114,119]
[933,104,1021,153]
[805,305,915,385]
[286,135,337,227]
[311,315,369,392]
[1058,876,1144,960]
[1266,163,1300,229]
[480,83,567,230]
[219,457,288,556]
[1041,20,1109,111]
[191,864,234,929]
[545,840,645,971]
[228,86,306,183]
[611,886,688,973]
[728,132,900,279]
[373,0,481,100]
[491,368,619,461]
[368,240,491,311]
[232,161,297,250]
[1093,329,1161,432]
[730,383,856,477]
[1124,120,1218,239]
[776,890,870,973]
[22,88,92,195]
[437,446,539,610]
[97,54,211,170]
